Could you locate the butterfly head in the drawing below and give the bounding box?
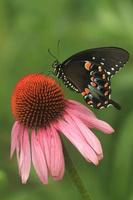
[52,59,60,68]
[52,60,62,77]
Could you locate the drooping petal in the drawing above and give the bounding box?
[39,127,65,180]
[16,137,20,166]
[66,102,114,134]
[82,114,114,134]
[93,119,114,134]
[19,127,31,184]
[65,112,103,159]
[10,121,20,158]
[56,119,99,165]
[31,130,48,184]
[38,129,51,171]
[49,126,65,180]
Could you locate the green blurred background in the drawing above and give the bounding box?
[0,0,133,199]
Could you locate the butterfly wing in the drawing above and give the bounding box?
[62,47,129,77]
[62,60,121,109]
[62,60,90,92]
[59,47,129,109]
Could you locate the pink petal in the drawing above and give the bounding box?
[49,126,65,180]
[19,127,31,184]
[39,127,65,180]
[65,112,103,158]
[16,138,20,166]
[66,99,95,117]
[38,129,51,171]
[10,121,20,158]
[66,106,114,134]
[31,130,48,184]
[56,119,99,165]
[94,119,114,134]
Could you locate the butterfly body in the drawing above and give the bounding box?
[52,47,129,109]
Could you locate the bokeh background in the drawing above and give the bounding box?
[0,0,133,199]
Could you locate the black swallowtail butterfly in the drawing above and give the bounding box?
[52,47,129,110]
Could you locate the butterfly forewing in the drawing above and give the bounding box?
[62,47,129,76]
[62,61,90,92]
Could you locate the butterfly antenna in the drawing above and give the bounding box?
[57,40,61,59]
[48,49,58,60]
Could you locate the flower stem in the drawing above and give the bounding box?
[63,143,92,200]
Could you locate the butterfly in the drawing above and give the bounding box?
[52,47,129,110]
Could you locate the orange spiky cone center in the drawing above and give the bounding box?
[11,74,65,128]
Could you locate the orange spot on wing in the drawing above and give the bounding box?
[97,103,102,107]
[91,82,97,87]
[104,91,109,96]
[104,82,109,87]
[84,61,92,71]
[90,77,94,81]
[87,100,93,104]
[85,88,90,94]
[81,88,90,96]
[81,91,86,96]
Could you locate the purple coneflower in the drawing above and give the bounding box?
[10,73,114,184]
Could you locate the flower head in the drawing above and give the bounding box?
[11,74,65,128]
[10,73,114,184]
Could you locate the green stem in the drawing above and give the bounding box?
[63,143,92,200]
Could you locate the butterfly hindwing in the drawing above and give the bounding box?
[80,63,113,109]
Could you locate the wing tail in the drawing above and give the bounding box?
[109,99,121,110]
